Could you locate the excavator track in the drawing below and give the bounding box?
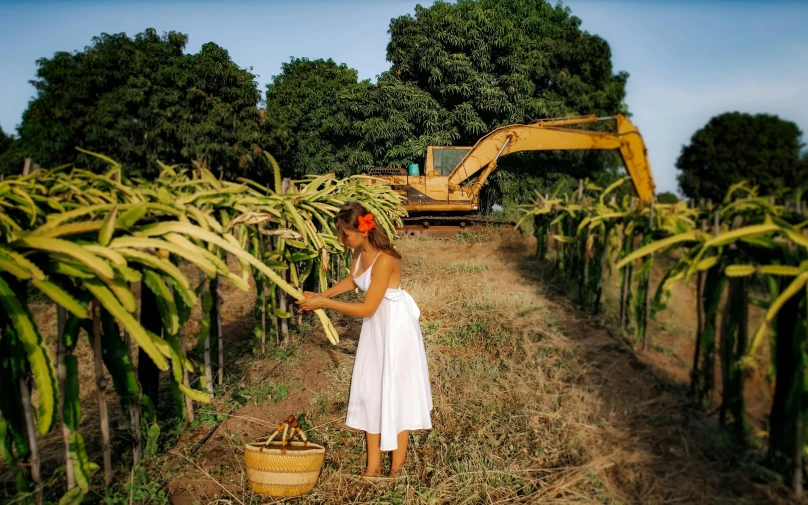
[398,215,515,239]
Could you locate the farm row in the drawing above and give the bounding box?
[0,152,403,503]
[518,179,808,495]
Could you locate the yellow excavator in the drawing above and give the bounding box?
[369,114,656,237]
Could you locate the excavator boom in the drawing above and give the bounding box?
[447,114,655,203]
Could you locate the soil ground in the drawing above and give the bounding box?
[1,229,797,504]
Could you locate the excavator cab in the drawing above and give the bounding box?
[369,146,476,210]
[427,146,471,177]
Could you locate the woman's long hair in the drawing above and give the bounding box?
[335,202,402,259]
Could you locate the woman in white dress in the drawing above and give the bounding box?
[296,201,433,479]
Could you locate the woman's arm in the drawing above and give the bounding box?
[296,255,394,318]
[317,276,357,299]
[309,248,360,299]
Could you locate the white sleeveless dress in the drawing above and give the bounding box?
[345,251,433,451]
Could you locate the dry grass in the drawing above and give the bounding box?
[161,229,793,505]
[5,230,797,504]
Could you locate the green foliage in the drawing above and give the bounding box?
[99,464,169,505]
[348,72,456,168]
[676,112,805,202]
[265,58,370,178]
[0,126,13,157]
[657,191,679,204]
[388,0,629,135]
[11,28,270,180]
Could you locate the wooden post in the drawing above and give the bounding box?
[139,283,162,410]
[279,179,292,344]
[22,157,31,176]
[735,275,749,442]
[122,310,142,465]
[795,408,804,497]
[216,276,224,386]
[258,235,267,354]
[297,303,303,329]
[56,307,76,489]
[20,375,41,500]
[595,223,610,315]
[692,218,708,395]
[280,275,290,344]
[124,328,142,465]
[577,179,584,202]
[203,281,214,394]
[179,326,194,423]
[641,199,654,351]
[92,301,113,486]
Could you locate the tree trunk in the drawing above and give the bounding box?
[56,306,76,489]
[92,301,113,486]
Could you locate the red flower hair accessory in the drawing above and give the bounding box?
[357,213,377,233]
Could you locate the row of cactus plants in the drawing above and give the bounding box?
[0,151,405,503]
[518,179,808,494]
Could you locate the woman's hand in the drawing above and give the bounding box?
[296,293,326,312]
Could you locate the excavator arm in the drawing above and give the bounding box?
[446,114,656,203]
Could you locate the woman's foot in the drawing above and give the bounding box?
[387,466,404,478]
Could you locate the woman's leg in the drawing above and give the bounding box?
[389,430,409,475]
[363,432,382,476]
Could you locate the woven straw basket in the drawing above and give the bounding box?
[244,415,325,497]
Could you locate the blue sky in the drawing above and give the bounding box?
[0,0,806,194]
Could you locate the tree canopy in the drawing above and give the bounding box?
[387,0,628,142]
[676,112,805,202]
[264,58,368,178]
[11,28,269,178]
[0,126,12,156]
[0,126,24,174]
[656,191,679,204]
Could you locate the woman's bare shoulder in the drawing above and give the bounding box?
[376,252,400,268]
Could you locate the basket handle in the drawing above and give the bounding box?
[260,415,308,455]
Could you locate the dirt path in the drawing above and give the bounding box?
[163,232,794,504]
